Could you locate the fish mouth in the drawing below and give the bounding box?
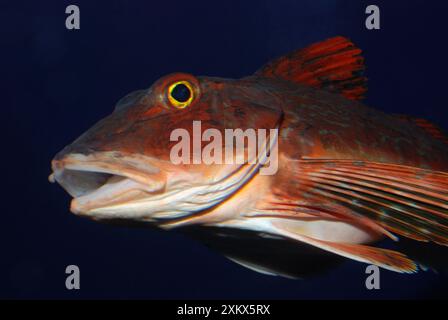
[50,152,166,217]
[50,127,279,227]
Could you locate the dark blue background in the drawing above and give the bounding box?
[1,0,448,299]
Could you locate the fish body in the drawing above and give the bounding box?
[51,37,448,277]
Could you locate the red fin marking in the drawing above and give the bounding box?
[255,36,367,100]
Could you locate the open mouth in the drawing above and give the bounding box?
[50,153,166,215]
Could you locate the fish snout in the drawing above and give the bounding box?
[49,150,167,218]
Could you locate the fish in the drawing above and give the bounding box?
[50,36,448,278]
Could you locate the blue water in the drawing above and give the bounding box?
[2,0,448,299]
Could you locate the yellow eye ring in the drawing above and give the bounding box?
[167,80,195,109]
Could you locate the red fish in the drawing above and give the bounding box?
[50,37,448,277]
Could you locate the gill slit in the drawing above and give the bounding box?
[157,114,283,228]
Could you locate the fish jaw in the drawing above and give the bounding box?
[50,150,265,224]
[50,152,167,219]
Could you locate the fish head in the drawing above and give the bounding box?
[50,73,283,225]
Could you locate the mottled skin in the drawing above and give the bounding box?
[260,77,448,170]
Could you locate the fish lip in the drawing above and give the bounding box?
[50,152,166,216]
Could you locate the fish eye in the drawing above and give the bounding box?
[167,81,194,109]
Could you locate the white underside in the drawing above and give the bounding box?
[213,217,376,245]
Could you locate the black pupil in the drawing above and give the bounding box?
[171,83,191,103]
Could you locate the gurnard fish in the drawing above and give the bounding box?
[50,37,448,278]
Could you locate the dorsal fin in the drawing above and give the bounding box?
[395,115,448,144]
[255,36,367,100]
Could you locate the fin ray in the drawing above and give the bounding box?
[255,36,367,100]
[268,160,448,245]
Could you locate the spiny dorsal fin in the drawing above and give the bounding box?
[255,36,367,101]
[395,114,448,144]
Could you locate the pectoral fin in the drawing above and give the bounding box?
[271,220,418,273]
[266,159,448,246]
[180,225,344,279]
[244,159,448,273]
